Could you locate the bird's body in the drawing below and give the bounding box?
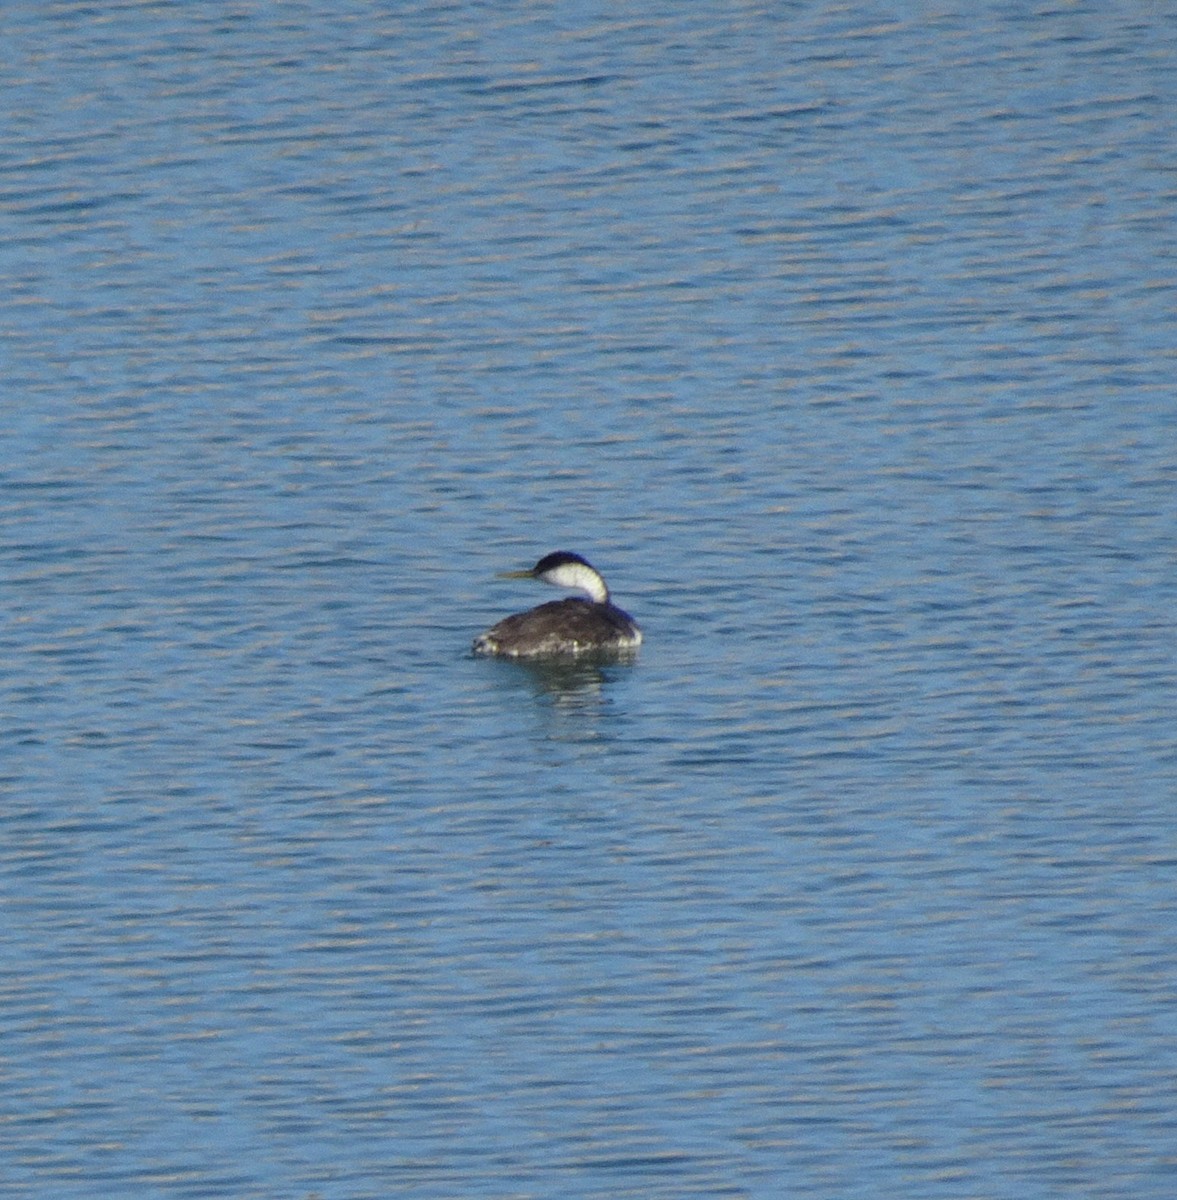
[473,551,642,658]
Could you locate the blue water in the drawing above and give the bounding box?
[3,4,1176,1197]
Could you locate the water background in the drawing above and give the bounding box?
[3,3,1176,1197]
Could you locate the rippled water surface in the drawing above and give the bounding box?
[3,4,1176,1197]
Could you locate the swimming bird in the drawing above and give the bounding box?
[472,551,642,658]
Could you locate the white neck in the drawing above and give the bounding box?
[545,560,609,603]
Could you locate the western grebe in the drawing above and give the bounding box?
[472,551,642,658]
